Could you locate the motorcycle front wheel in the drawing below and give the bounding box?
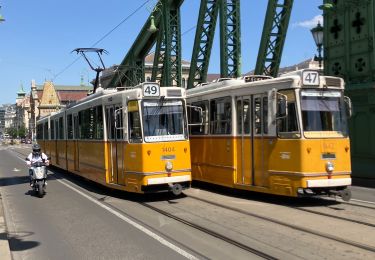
[37,181,44,198]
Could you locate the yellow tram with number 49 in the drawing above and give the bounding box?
[36,82,191,195]
[187,69,352,200]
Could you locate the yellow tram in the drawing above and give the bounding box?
[187,70,352,200]
[36,82,191,195]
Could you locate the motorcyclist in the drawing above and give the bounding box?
[26,144,49,186]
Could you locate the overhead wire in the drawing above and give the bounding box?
[53,0,154,81]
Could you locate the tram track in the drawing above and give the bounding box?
[290,206,375,228]
[140,201,278,260]
[186,194,375,253]
[340,199,375,210]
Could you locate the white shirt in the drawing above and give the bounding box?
[26,152,49,165]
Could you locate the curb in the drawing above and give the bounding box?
[352,177,375,189]
[0,192,12,260]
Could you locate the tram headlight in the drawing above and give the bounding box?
[165,161,173,172]
[326,161,334,172]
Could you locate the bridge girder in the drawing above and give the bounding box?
[254,0,294,77]
[108,0,183,88]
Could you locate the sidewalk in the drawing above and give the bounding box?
[0,192,12,260]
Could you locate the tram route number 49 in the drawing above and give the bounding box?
[143,84,160,97]
[302,71,319,86]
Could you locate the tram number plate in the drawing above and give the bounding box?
[143,84,160,97]
[302,71,319,86]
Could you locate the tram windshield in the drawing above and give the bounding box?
[142,99,186,142]
[300,90,348,138]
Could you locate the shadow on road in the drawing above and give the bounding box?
[0,176,29,187]
[7,231,40,252]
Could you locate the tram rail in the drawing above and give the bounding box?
[186,194,375,253]
[140,202,277,260]
[291,205,375,228]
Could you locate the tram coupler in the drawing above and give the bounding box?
[169,183,183,196]
[329,188,352,201]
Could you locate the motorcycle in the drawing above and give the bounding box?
[30,161,48,197]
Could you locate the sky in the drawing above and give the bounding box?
[0,0,323,105]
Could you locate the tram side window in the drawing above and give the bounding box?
[210,97,232,135]
[128,101,142,142]
[96,106,104,140]
[254,98,261,134]
[59,117,64,139]
[189,101,209,135]
[79,110,86,139]
[115,106,124,140]
[43,122,48,139]
[263,97,268,134]
[36,124,43,139]
[79,106,103,140]
[79,110,88,139]
[87,107,95,139]
[67,114,73,139]
[277,90,300,138]
[236,99,251,135]
[73,115,79,139]
[51,120,55,140]
[106,107,115,140]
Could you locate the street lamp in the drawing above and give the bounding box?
[311,22,324,68]
[147,2,162,33]
[0,6,5,23]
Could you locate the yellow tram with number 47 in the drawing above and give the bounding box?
[187,69,352,200]
[36,82,192,195]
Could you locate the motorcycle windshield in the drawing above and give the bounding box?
[34,166,46,179]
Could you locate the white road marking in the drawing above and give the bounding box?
[57,179,199,260]
[350,198,375,205]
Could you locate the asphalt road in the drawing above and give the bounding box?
[0,147,198,260]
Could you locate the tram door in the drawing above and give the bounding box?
[253,94,268,187]
[73,114,79,171]
[106,105,125,185]
[236,97,252,185]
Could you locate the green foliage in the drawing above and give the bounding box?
[5,126,28,138]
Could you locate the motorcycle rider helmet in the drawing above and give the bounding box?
[32,143,41,155]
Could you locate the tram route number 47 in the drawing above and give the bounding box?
[143,84,160,97]
[302,71,319,86]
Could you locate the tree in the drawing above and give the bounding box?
[5,126,28,139]
[18,125,27,138]
[5,127,18,139]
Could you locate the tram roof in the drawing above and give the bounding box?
[187,69,344,98]
[38,83,186,119]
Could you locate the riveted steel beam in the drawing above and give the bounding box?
[187,0,220,89]
[220,0,241,78]
[108,0,183,88]
[255,0,294,77]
